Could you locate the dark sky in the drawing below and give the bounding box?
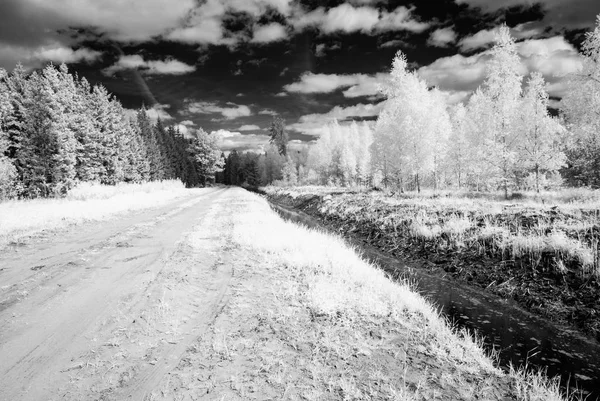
[1,0,598,151]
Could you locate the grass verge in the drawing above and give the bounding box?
[226,190,567,400]
[0,180,193,247]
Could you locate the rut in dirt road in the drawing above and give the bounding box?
[0,187,235,400]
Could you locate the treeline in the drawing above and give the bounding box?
[224,18,600,195]
[0,63,223,199]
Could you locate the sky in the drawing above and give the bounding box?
[1,0,599,152]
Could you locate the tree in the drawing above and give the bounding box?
[447,103,472,188]
[561,15,600,187]
[137,108,162,180]
[268,116,288,156]
[518,72,567,192]
[281,155,298,185]
[476,26,524,198]
[188,129,224,186]
[0,68,18,199]
[372,51,442,192]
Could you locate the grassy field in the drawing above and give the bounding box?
[263,186,600,341]
[223,189,568,400]
[0,180,195,248]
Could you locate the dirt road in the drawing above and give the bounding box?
[0,187,239,400]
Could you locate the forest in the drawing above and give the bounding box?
[222,21,600,198]
[0,64,223,200]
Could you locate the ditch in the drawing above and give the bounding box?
[268,198,600,400]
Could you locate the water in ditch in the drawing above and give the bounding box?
[270,201,600,399]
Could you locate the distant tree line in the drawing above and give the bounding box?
[0,63,223,199]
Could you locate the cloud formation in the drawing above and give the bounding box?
[212,129,270,151]
[419,34,583,97]
[103,55,196,75]
[428,27,457,47]
[288,102,385,136]
[0,42,101,70]
[284,72,388,98]
[292,4,430,34]
[252,23,288,43]
[183,101,252,120]
[238,124,261,131]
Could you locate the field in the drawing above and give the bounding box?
[0,186,567,400]
[263,186,600,341]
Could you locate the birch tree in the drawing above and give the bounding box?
[372,51,441,192]
[477,25,524,198]
[518,72,566,192]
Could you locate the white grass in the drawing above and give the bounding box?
[0,180,193,246]
[267,186,600,276]
[231,192,567,400]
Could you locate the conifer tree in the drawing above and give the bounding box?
[268,116,288,156]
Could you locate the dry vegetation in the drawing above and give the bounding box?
[263,186,600,340]
[0,180,194,247]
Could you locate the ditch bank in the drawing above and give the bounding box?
[260,189,600,399]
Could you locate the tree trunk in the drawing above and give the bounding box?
[416,172,421,193]
[535,164,540,193]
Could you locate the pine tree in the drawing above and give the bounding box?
[0,68,19,199]
[268,116,288,156]
[137,108,162,180]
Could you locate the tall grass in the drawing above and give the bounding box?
[265,186,600,277]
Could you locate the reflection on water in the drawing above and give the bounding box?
[270,201,600,399]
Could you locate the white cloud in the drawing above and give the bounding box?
[288,102,385,136]
[321,4,380,33]
[166,18,225,45]
[283,72,387,98]
[459,28,497,51]
[275,92,288,97]
[0,42,101,70]
[103,55,195,75]
[212,129,270,151]
[183,101,252,120]
[512,22,543,39]
[459,24,556,52]
[428,27,457,47]
[258,108,278,115]
[418,52,491,92]
[375,6,430,33]
[164,0,294,46]
[379,39,406,48]
[418,35,583,98]
[238,124,261,131]
[124,103,174,122]
[180,120,196,126]
[292,4,430,34]
[23,0,196,43]
[252,23,288,43]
